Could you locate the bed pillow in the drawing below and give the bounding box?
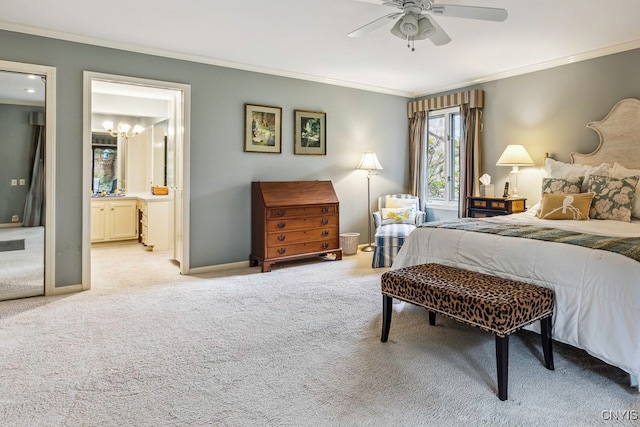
[537,192,594,220]
[541,177,583,194]
[544,157,610,192]
[586,175,639,222]
[536,177,584,215]
[610,162,640,218]
[381,207,416,225]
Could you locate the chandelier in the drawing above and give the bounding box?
[102,121,145,139]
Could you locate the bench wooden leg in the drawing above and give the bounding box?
[495,334,509,401]
[381,295,393,342]
[428,310,436,326]
[540,316,554,370]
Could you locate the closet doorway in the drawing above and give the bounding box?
[82,72,191,289]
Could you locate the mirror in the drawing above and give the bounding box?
[91,80,171,195]
[0,69,46,301]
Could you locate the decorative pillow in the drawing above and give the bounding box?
[541,177,583,195]
[536,177,584,215]
[586,175,639,222]
[537,192,594,220]
[381,207,416,225]
[544,157,610,192]
[384,197,417,210]
[610,162,640,218]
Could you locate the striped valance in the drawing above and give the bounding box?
[408,89,484,117]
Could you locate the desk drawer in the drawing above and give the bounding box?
[267,238,339,258]
[267,216,338,232]
[266,205,336,219]
[267,228,337,246]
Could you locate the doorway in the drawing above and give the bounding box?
[82,72,191,289]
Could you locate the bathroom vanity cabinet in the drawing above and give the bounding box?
[91,198,138,242]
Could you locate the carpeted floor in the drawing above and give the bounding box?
[0,245,637,426]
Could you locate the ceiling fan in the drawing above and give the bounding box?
[348,0,508,51]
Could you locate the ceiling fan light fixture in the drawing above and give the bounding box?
[390,19,405,39]
[399,13,419,36]
[417,16,436,37]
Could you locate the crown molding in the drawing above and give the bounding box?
[0,21,413,98]
[412,39,640,98]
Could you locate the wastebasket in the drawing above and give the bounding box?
[340,232,360,256]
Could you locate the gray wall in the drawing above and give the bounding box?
[0,30,410,286]
[420,47,640,210]
[0,104,43,224]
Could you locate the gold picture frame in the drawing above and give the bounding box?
[294,110,326,155]
[244,103,282,153]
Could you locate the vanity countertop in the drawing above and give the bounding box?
[91,192,173,202]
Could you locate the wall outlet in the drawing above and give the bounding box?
[11,179,17,186]
[19,179,25,186]
[11,215,19,222]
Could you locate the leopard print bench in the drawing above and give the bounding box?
[380,263,555,401]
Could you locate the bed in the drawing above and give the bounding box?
[392,98,640,389]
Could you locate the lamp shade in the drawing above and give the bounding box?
[496,145,535,166]
[357,152,383,171]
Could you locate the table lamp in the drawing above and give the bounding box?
[496,145,534,197]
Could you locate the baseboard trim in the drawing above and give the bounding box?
[188,260,250,275]
[49,283,83,296]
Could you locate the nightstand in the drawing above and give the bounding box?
[467,196,527,218]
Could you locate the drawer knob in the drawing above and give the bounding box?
[278,235,286,241]
[322,242,329,249]
[277,248,286,255]
[277,222,286,229]
[321,207,329,214]
[321,230,329,237]
[321,218,329,225]
[277,210,286,217]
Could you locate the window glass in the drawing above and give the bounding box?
[424,107,461,205]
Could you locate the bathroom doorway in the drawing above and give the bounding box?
[82,72,191,289]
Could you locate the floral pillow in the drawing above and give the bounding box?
[586,175,639,222]
[381,207,416,225]
[610,162,640,218]
[541,177,583,194]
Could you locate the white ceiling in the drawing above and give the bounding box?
[1,0,640,97]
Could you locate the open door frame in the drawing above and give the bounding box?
[81,72,191,289]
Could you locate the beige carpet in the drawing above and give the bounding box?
[0,245,637,426]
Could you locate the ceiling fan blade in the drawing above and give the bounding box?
[431,5,508,22]
[348,12,402,37]
[428,18,451,46]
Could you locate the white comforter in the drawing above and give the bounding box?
[392,207,640,378]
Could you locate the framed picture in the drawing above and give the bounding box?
[244,104,282,153]
[294,110,326,155]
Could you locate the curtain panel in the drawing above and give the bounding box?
[407,89,484,217]
[23,123,45,226]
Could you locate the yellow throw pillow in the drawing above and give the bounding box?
[537,192,595,220]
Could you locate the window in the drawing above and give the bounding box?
[424,106,461,205]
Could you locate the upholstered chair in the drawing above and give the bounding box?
[372,194,426,268]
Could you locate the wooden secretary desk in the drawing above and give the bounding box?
[250,181,343,272]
